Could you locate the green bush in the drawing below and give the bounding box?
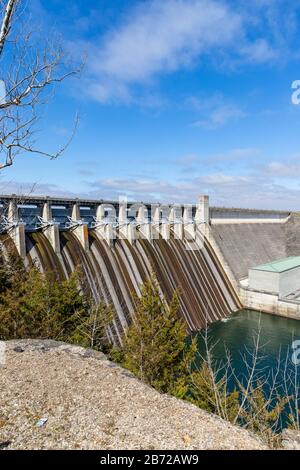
[120,276,196,395]
[0,251,111,348]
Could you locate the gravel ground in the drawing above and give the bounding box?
[0,339,267,450]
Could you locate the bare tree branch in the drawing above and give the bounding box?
[0,0,82,170]
[0,0,18,57]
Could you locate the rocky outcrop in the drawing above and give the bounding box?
[281,430,300,450]
[0,340,267,450]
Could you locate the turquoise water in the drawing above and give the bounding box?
[197,309,300,364]
[195,309,300,428]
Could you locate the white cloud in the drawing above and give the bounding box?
[176,154,199,166]
[83,173,300,210]
[86,0,277,104]
[176,148,260,168]
[204,147,261,164]
[0,180,77,198]
[192,103,247,128]
[239,38,279,64]
[3,170,300,210]
[188,93,247,128]
[263,160,300,177]
[32,0,298,105]
[96,0,240,80]
[204,173,252,185]
[89,178,188,202]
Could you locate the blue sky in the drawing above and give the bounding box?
[3,0,300,209]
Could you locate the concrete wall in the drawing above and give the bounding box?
[279,267,300,297]
[240,287,300,321]
[208,209,300,319]
[286,213,300,256]
[249,266,300,298]
[210,208,289,224]
[210,223,287,281]
[248,269,279,295]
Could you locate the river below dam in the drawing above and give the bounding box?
[197,309,300,365]
[195,309,300,429]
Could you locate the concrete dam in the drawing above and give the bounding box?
[0,194,299,342]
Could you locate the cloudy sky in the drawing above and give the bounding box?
[3,0,300,209]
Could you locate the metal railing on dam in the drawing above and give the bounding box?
[0,193,205,229]
[0,194,214,256]
[0,193,290,238]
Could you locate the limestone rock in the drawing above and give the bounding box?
[0,339,267,450]
[281,429,300,450]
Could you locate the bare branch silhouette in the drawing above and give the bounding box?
[0,0,82,169]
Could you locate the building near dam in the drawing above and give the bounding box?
[248,257,300,298]
[208,207,300,320]
[0,193,299,343]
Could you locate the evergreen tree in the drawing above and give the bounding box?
[122,276,196,395]
[0,251,112,349]
[69,300,113,350]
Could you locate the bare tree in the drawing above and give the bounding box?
[190,322,298,448]
[0,0,81,170]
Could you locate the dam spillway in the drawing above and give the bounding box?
[23,232,240,343]
[0,194,242,343]
[1,193,300,341]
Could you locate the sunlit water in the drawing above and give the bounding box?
[195,309,300,430]
[197,309,300,363]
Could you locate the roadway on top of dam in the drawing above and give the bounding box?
[0,193,292,214]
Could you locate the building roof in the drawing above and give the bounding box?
[251,256,300,273]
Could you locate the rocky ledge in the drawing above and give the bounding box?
[0,339,268,450]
